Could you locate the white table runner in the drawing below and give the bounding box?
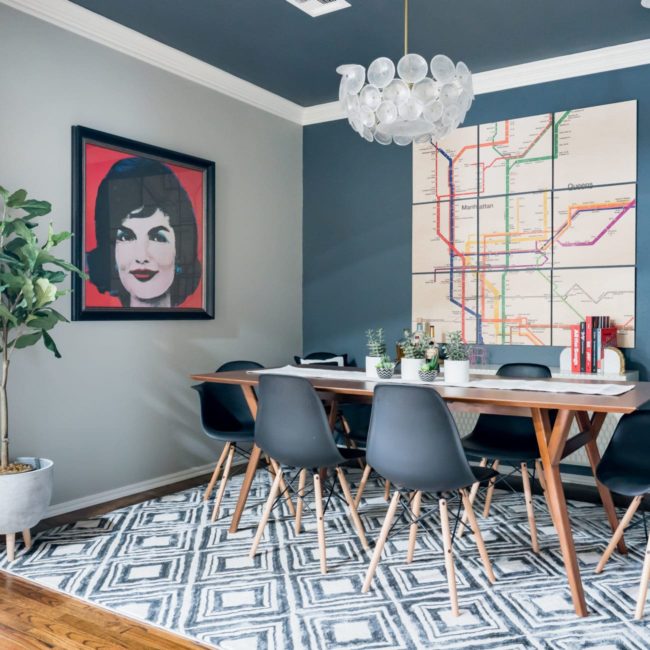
[250,366,635,396]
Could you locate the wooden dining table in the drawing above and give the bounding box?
[190,367,650,617]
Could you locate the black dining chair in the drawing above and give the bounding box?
[362,384,497,616]
[594,411,650,619]
[459,362,552,552]
[249,374,369,574]
[294,351,349,367]
[193,360,265,522]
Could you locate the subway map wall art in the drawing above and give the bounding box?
[412,100,637,347]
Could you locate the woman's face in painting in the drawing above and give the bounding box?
[115,208,176,305]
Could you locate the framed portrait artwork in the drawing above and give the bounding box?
[71,126,215,320]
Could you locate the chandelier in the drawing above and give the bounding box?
[336,0,474,146]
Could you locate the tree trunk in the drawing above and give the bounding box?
[0,357,8,469]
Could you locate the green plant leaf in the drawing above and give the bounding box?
[0,186,8,201]
[14,331,42,349]
[42,330,61,358]
[20,200,51,218]
[22,279,34,308]
[0,304,17,326]
[26,311,59,330]
[7,189,27,207]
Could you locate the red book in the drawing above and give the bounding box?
[570,326,579,373]
[585,317,593,374]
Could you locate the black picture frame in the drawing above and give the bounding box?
[71,126,215,320]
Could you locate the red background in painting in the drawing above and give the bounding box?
[83,142,205,309]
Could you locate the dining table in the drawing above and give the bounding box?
[190,365,650,618]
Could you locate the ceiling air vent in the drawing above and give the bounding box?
[285,0,350,17]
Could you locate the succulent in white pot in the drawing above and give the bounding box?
[397,328,431,380]
[0,186,84,560]
[443,330,470,384]
[365,328,386,378]
[375,355,395,380]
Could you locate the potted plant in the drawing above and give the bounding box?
[397,328,431,380]
[365,328,386,378]
[375,355,395,380]
[418,352,440,382]
[0,186,84,560]
[443,330,470,384]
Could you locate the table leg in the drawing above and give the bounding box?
[576,411,627,554]
[532,408,588,617]
[229,385,261,534]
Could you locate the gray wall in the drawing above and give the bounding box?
[304,65,650,378]
[0,6,303,506]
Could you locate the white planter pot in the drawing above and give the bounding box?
[400,357,423,381]
[0,457,53,535]
[366,356,382,378]
[444,359,470,384]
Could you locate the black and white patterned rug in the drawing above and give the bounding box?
[2,469,650,649]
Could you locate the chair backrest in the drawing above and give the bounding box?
[472,363,552,444]
[366,384,476,493]
[294,351,348,367]
[255,374,344,468]
[194,360,263,434]
[597,411,650,482]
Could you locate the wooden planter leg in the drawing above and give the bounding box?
[482,460,500,518]
[22,529,31,550]
[635,534,650,620]
[458,457,487,538]
[295,469,307,535]
[5,533,15,562]
[407,491,422,564]
[460,489,496,584]
[440,498,460,616]
[204,444,230,501]
[596,496,642,574]
[384,479,391,502]
[249,469,284,557]
[521,462,540,554]
[336,468,369,550]
[314,473,327,574]
[211,444,235,522]
[362,490,401,593]
[354,464,372,509]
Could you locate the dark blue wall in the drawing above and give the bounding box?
[303,65,650,376]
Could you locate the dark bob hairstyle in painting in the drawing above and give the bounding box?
[86,157,201,307]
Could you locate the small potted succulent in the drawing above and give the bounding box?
[365,328,386,378]
[418,352,440,382]
[397,328,431,380]
[443,330,470,384]
[375,355,395,380]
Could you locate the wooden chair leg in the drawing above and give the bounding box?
[336,468,369,550]
[407,491,422,564]
[314,473,327,574]
[270,459,296,517]
[5,533,15,562]
[440,497,460,617]
[249,469,284,557]
[635,533,650,620]
[460,489,496,584]
[596,496,642,573]
[211,443,235,522]
[203,444,231,501]
[354,463,372,508]
[362,490,401,593]
[535,459,547,492]
[384,479,391,501]
[458,457,487,538]
[22,529,31,550]
[295,469,307,535]
[521,462,540,554]
[482,459,500,518]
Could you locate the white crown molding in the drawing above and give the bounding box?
[1,0,304,124]
[301,39,650,125]
[3,0,649,127]
[45,460,247,518]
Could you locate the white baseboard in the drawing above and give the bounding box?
[46,459,247,518]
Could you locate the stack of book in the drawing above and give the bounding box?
[570,317,617,374]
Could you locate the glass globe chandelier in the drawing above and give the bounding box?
[336,0,474,146]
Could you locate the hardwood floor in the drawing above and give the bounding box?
[0,468,241,650]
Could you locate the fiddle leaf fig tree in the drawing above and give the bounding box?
[0,185,85,473]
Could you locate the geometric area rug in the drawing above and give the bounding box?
[2,469,650,649]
